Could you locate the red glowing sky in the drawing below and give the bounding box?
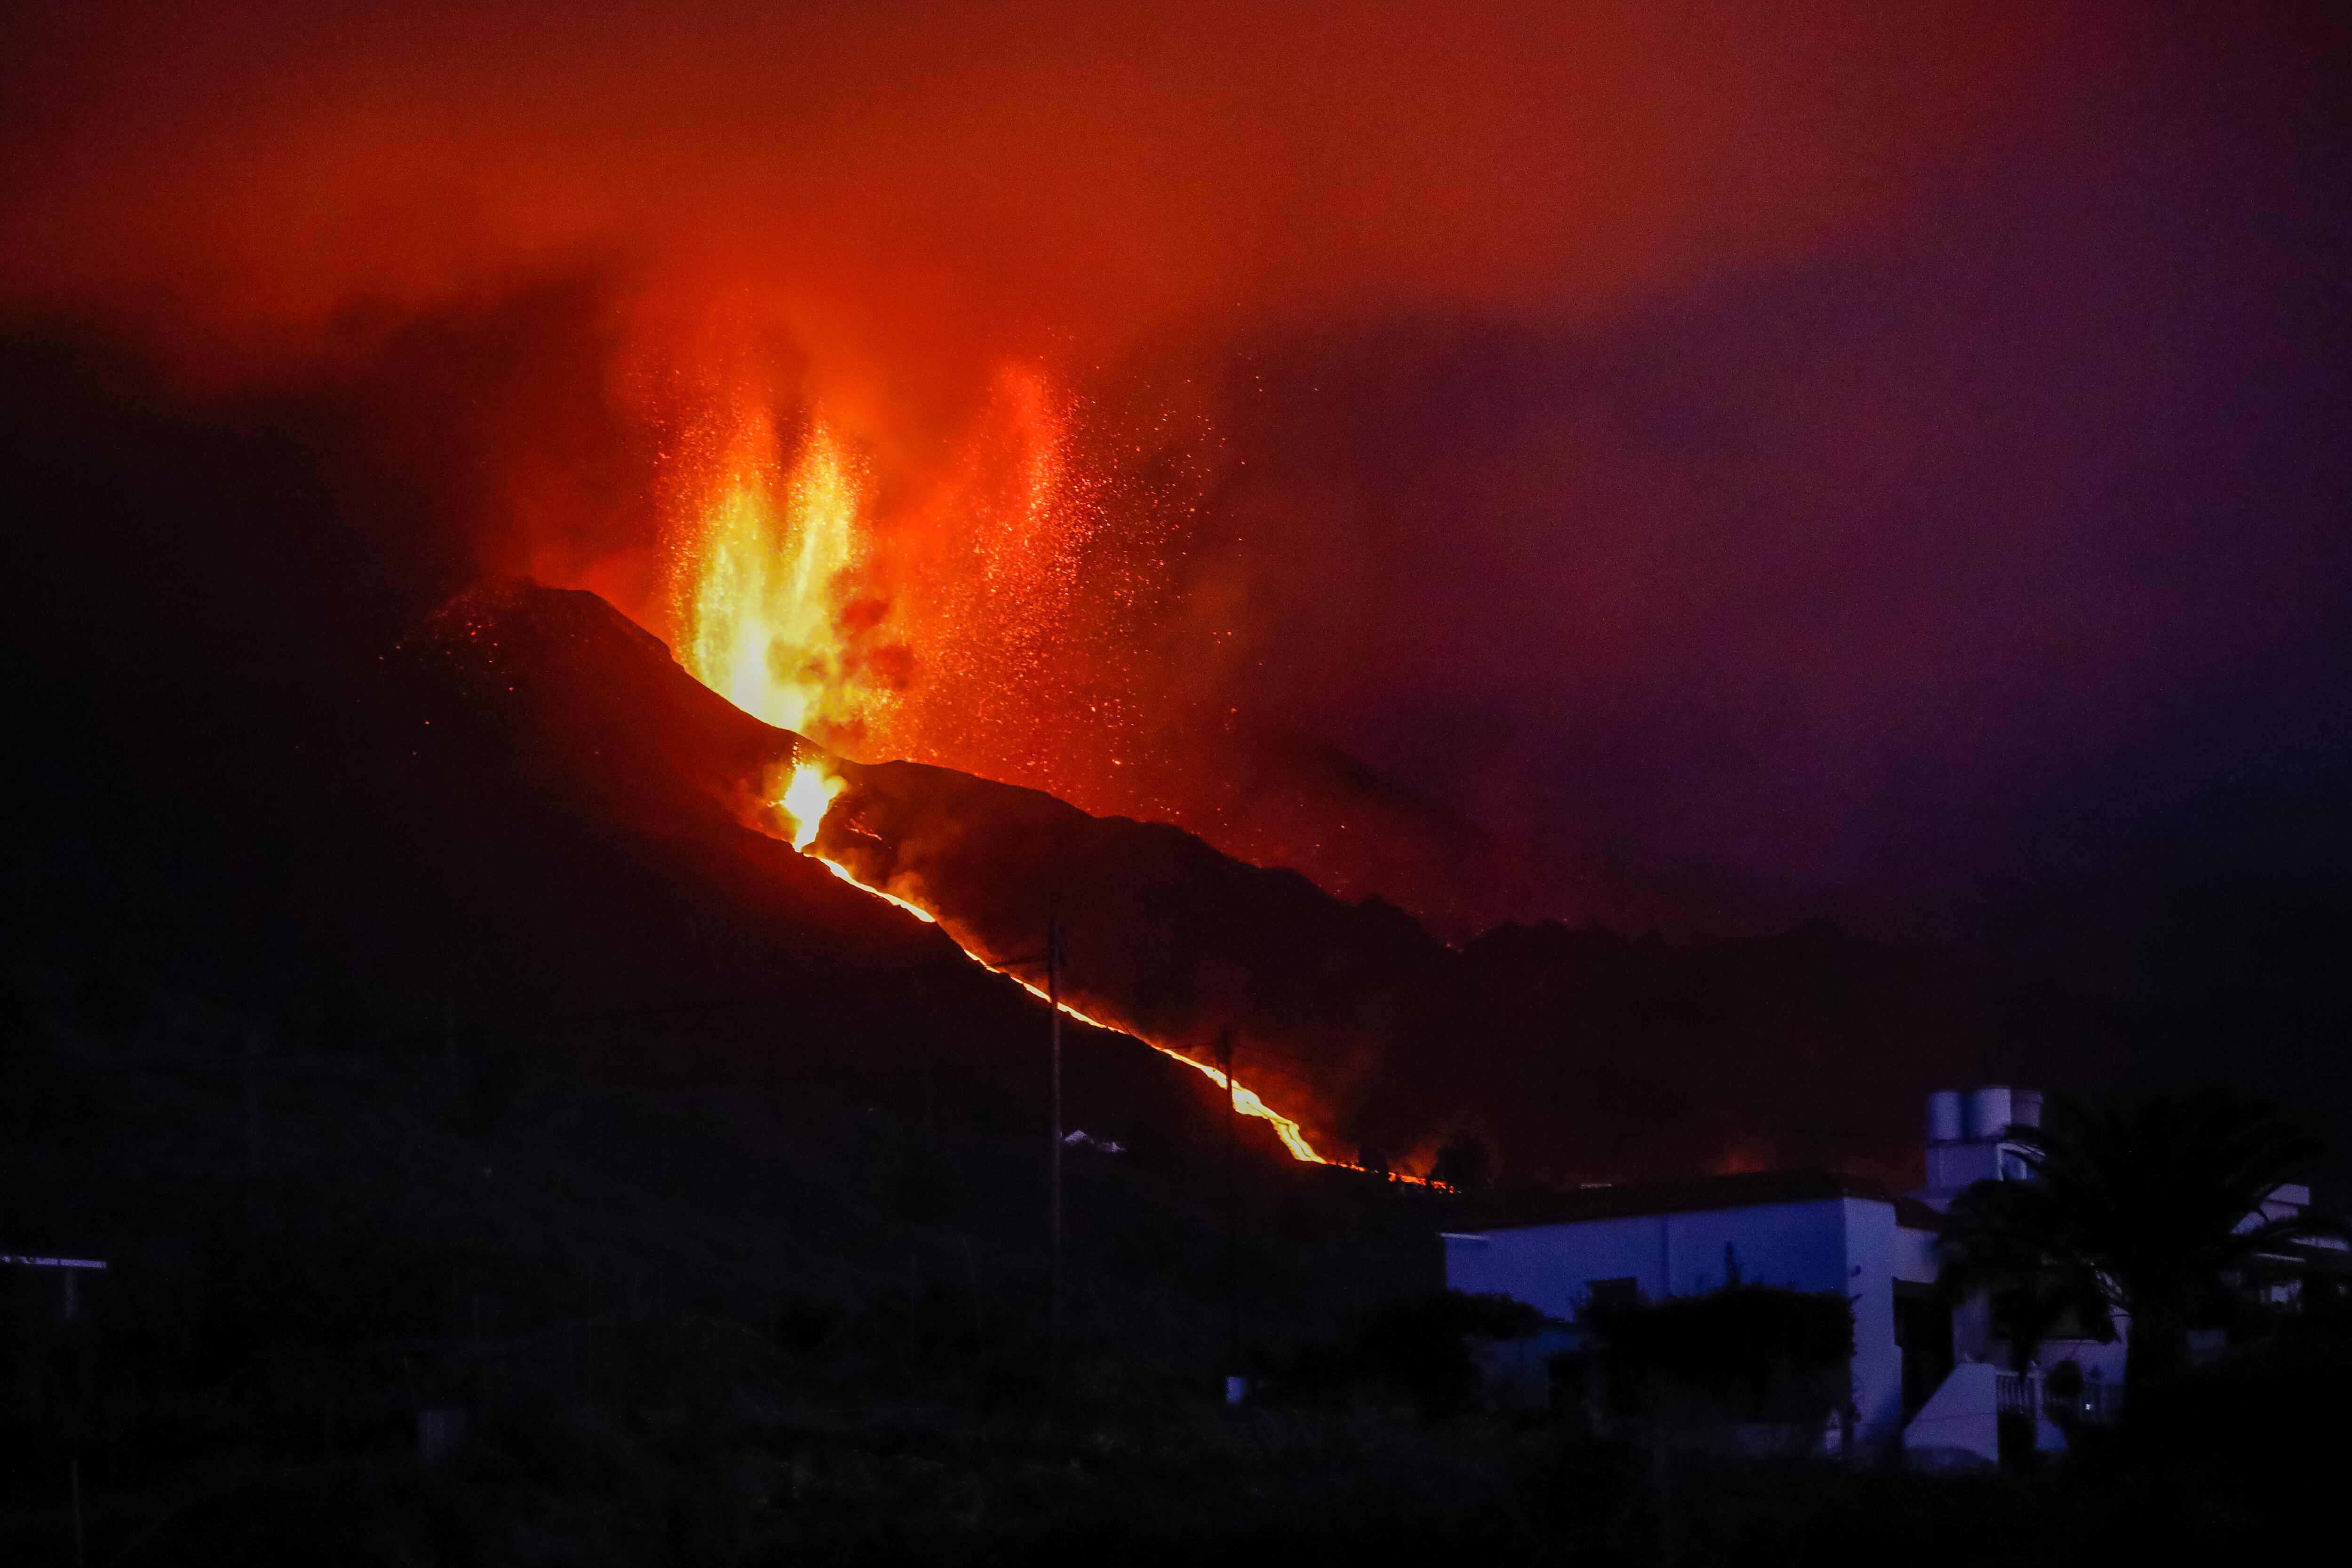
[5,3,2082,355]
[6,1,2347,942]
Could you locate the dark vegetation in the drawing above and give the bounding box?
[7,975,2349,1564]
[0,969,1456,1563]
[1580,1284,1855,1431]
[1286,1289,1548,1419]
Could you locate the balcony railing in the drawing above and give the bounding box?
[1997,1369,2122,1425]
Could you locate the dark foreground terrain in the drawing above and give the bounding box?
[6,973,2345,1567]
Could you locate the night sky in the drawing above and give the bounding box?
[6,0,2348,965]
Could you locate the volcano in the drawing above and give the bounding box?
[0,316,2207,1191]
[365,581,2114,1185]
[390,580,1452,1168]
[0,328,2136,1187]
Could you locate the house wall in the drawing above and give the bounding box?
[1840,1200,1897,1442]
[1890,1221,1939,1285]
[1442,1197,1855,1320]
[1444,1196,1931,1448]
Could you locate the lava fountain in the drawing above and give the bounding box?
[778,757,845,852]
[677,407,881,743]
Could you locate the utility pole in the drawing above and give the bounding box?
[1046,918,1064,1391]
[244,1033,262,1177]
[1218,1027,1244,1403]
[6,1258,106,1567]
[244,1031,263,1236]
[443,996,461,1115]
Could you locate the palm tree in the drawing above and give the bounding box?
[1936,1088,2333,1399]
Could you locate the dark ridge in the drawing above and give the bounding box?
[401,581,2132,1186]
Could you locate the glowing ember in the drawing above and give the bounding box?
[772,756,1329,1164]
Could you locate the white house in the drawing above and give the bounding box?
[1444,1167,1946,1451]
[1446,1084,2339,1464]
[1441,1085,2085,1464]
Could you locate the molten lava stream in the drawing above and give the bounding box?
[778,762,1330,1166]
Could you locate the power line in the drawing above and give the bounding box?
[1046,917,1065,1393]
[1219,1025,1244,1402]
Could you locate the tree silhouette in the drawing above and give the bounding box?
[1430,1132,1491,1192]
[1936,1088,2336,1400]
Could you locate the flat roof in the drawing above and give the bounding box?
[1447,1169,1943,1234]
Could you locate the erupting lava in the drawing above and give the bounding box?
[660,364,1194,809]
[778,757,845,852]
[776,760,1330,1165]
[678,410,884,743]
[776,758,935,923]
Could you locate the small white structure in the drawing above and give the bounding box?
[1444,1169,1945,1451]
[1921,1086,2040,1198]
[2238,1183,2347,1308]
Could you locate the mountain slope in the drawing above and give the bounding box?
[397,581,2120,1184]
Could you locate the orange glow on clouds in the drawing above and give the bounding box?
[2,3,2103,374]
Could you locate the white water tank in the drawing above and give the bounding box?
[1963,1085,2013,1141]
[1926,1090,1964,1145]
[2010,1089,2043,1130]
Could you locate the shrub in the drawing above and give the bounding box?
[1357,1289,1548,1417]
[1581,1282,1853,1425]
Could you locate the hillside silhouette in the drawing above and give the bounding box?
[378,581,2122,1184]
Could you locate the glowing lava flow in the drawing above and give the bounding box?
[776,761,1330,1165]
